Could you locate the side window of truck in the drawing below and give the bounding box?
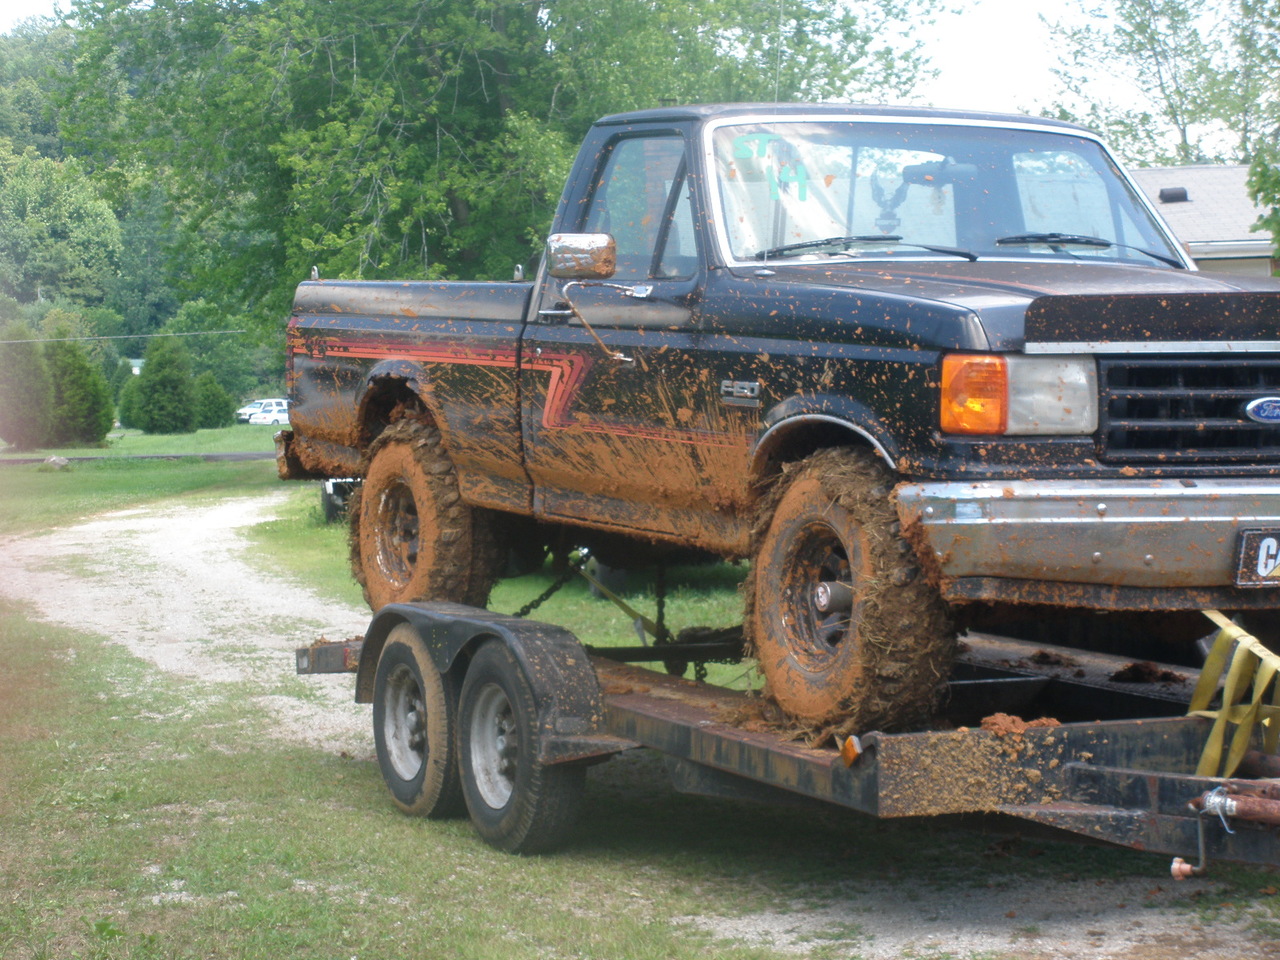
[584,136,695,280]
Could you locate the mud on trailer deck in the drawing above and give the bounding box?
[297,603,1280,873]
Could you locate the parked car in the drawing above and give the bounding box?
[236,398,286,423]
[248,399,290,425]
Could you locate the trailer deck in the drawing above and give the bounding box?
[298,610,1280,870]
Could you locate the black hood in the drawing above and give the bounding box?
[745,259,1280,351]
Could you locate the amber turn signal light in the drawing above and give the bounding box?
[941,354,1008,434]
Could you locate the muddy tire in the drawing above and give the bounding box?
[350,420,501,610]
[458,640,586,854]
[372,623,466,817]
[749,447,954,732]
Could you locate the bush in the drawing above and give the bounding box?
[0,321,53,449]
[132,337,196,434]
[193,371,235,428]
[45,328,114,444]
[117,375,141,429]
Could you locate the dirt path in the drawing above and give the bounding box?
[0,492,371,758]
[0,494,1275,959]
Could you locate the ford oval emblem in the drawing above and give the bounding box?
[1245,397,1280,423]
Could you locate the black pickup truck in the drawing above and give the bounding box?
[278,102,1280,734]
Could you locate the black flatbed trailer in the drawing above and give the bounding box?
[297,603,1280,871]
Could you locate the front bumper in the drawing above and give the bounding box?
[894,478,1280,607]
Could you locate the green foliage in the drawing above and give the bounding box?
[110,356,135,401]
[0,321,52,449]
[1047,0,1280,166]
[0,140,122,304]
[162,299,256,398]
[132,337,196,434]
[192,370,235,428]
[0,20,74,159]
[60,0,930,332]
[116,373,141,428]
[44,326,114,444]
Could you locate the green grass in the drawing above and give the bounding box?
[0,458,280,536]
[0,423,280,460]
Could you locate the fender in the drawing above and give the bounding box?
[356,602,632,764]
[751,394,900,477]
[356,358,440,420]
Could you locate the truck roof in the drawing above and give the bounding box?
[594,102,1091,134]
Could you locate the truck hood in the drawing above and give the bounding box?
[747,259,1280,351]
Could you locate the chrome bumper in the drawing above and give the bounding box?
[894,478,1280,590]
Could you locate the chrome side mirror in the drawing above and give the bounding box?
[546,233,617,280]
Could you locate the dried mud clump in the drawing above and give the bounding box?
[1109,661,1186,684]
[980,712,1062,739]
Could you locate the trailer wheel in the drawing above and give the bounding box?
[351,420,501,610]
[372,623,465,818]
[750,448,954,731]
[458,640,585,853]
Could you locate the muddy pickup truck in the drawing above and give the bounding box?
[278,102,1280,735]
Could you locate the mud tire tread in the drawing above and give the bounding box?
[746,447,955,735]
[349,420,502,610]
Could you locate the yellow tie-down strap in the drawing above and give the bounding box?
[1190,610,1280,778]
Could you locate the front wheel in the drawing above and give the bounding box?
[372,623,465,817]
[749,448,954,733]
[458,640,585,853]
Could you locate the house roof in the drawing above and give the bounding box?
[1129,164,1269,247]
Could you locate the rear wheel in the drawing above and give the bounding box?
[372,623,465,817]
[350,420,502,610]
[458,640,585,853]
[749,448,954,732]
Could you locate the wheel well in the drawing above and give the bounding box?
[752,418,894,487]
[358,376,431,450]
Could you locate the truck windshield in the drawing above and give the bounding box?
[708,119,1183,268]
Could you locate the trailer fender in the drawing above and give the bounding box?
[356,602,628,764]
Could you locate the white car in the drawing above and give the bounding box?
[236,398,286,423]
[248,399,290,425]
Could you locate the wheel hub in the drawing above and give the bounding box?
[384,664,426,780]
[375,481,420,587]
[469,683,517,809]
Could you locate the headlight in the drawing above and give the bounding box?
[941,354,1097,436]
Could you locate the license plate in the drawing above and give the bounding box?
[1235,529,1280,587]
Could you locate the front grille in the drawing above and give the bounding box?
[1099,357,1280,464]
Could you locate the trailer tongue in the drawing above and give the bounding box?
[298,607,1280,872]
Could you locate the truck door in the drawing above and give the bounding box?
[520,132,754,554]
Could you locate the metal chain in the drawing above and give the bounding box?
[510,552,588,619]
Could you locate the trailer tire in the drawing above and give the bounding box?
[351,420,501,610]
[458,639,585,854]
[749,448,954,732]
[372,623,465,818]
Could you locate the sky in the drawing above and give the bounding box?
[0,0,1074,116]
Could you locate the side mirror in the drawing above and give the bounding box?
[546,233,617,280]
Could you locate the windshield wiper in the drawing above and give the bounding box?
[755,234,902,260]
[995,232,1184,269]
[755,235,979,262]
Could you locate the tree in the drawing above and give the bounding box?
[0,140,122,304]
[44,326,114,444]
[132,336,196,434]
[0,321,53,449]
[60,0,932,332]
[192,370,234,428]
[161,299,256,399]
[1046,0,1280,165]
